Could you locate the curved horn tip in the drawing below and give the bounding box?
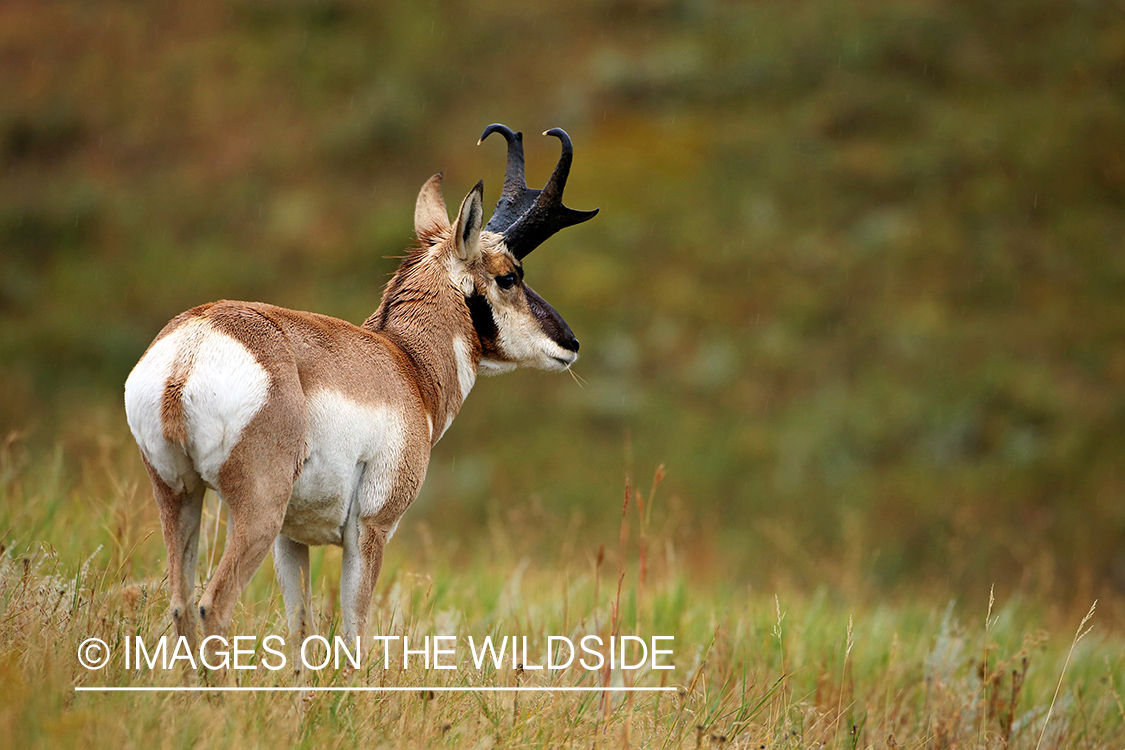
[542,127,575,154]
[480,123,520,145]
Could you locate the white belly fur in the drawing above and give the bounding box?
[284,390,408,546]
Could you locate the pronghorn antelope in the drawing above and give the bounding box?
[124,125,597,653]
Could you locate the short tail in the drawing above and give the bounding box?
[160,321,207,446]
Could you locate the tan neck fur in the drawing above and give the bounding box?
[364,241,481,436]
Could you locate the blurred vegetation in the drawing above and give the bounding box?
[2,0,1124,603]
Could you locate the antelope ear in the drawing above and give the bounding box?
[452,181,484,263]
[415,173,451,240]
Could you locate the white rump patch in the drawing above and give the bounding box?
[173,328,271,488]
[124,322,203,490]
[124,320,270,491]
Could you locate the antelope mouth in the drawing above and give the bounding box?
[551,353,578,367]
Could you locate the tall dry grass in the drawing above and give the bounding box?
[2,436,1123,748]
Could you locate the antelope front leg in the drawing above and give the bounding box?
[340,514,390,646]
[339,437,426,655]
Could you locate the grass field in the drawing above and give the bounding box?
[3,2,1125,746]
[2,428,1123,749]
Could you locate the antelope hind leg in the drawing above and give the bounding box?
[274,533,312,672]
[148,464,205,652]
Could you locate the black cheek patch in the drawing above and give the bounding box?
[466,293,498,349]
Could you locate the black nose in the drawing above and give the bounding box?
[523,283,579,354]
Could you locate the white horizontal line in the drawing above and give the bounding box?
[76,686,678,693]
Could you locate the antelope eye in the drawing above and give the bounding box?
[495,272,518,290]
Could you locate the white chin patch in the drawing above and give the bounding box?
[478,358,517,376]
[543,351,578,371]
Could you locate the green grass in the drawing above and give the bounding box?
[2,435,1123,748]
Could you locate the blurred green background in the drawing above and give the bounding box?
[2,0,1123,602]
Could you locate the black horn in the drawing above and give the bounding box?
[479,124,599,260]
[479,124,537,232]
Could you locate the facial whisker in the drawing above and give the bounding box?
[566,365,586,388]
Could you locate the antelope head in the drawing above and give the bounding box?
[412,125,598,375]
